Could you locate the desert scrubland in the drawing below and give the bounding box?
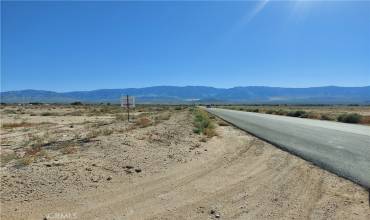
[0,104,369,219]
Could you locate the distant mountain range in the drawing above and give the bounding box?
[1,86,370,104]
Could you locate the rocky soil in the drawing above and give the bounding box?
[0,105,369,219]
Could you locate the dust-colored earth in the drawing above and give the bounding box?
[1,105,369,219]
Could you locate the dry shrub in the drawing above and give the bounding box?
[25,145,42,156]
[200,137,207,142]
[306,112,321,119]
[1,121,33,129]
[135,117,152,128]
[65,110,83,116]
[3,109,17,114]
[23,133,46,156]
[61,145,77,154]
[101,128,113,136]
[40,112,60,116]
[320,114,334,121]
[86,128,113,139]
[59,141,78,154]
[204,127,217,138]
[115,113,127,121]
[1,152,17,166]
[17,156,34,166]
[86,129,100,139]
[155,112,171,121]
[360,115,370,124]
[217,120,229,126]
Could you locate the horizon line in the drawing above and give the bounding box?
[1,85,370,93]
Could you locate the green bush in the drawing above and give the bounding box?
[337,113,362,123]
[193,110,216,137]
[70,101,83,106]
[248,108,259,113]
[287,110,307,118]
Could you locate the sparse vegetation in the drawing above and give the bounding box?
[286,110,307,118]
[64,110,83,116]
[86,129,100,139]
[220,105,370,124]
[135,117,152,128]
[1,121,33,129]
[101,128,114,136]
[337,113,362,124]
[360,116,370,124]
[70,101,83,105]
[40,111,60,116]
[86,128,113,139]
[217,120,229,126]
[115,113,127,121]
[61,143,78,154]
[320,114,333,121]
[155,112,171,121]
[16,156,34,167]
[193,109,217,138]
[1,152,17,166]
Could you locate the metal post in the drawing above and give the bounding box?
[126,95,130,122]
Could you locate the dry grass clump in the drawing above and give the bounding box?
[155,112,171,121]
[88,106,122,116]
[305,112,321,119]
[17,156,34,166]
[135,117,152,128]
[86,127,114,139]
[203,127,217,138]
[115,113,127,121]
[40,111,60,116]
[60,142,78,154]
[16,134,50,167]
[101,128,114,136]
[64,110,83,116]
[360,115,370,124]
[1,153,17,166]
[1,121,33,129]
[3,109,17,114]
[23,133,48,154]
[320,114,334,121]
[217,120,230,126]
[86,129,100,139]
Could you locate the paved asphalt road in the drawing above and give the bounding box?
[205,108,370,188]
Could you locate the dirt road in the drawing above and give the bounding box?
[1,108,369,219]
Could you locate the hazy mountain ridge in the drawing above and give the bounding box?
[1,86,370,104]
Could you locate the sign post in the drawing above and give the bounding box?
[126,95,129,121]
[121,95,135,122]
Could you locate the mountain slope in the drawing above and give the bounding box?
[1,86,370,104]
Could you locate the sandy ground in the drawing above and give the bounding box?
[1,106,369,220]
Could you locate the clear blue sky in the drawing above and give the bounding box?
[1,1,370,92]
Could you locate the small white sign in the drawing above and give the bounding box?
[121,96,135,108]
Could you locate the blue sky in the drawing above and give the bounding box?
[1,1,370,92]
